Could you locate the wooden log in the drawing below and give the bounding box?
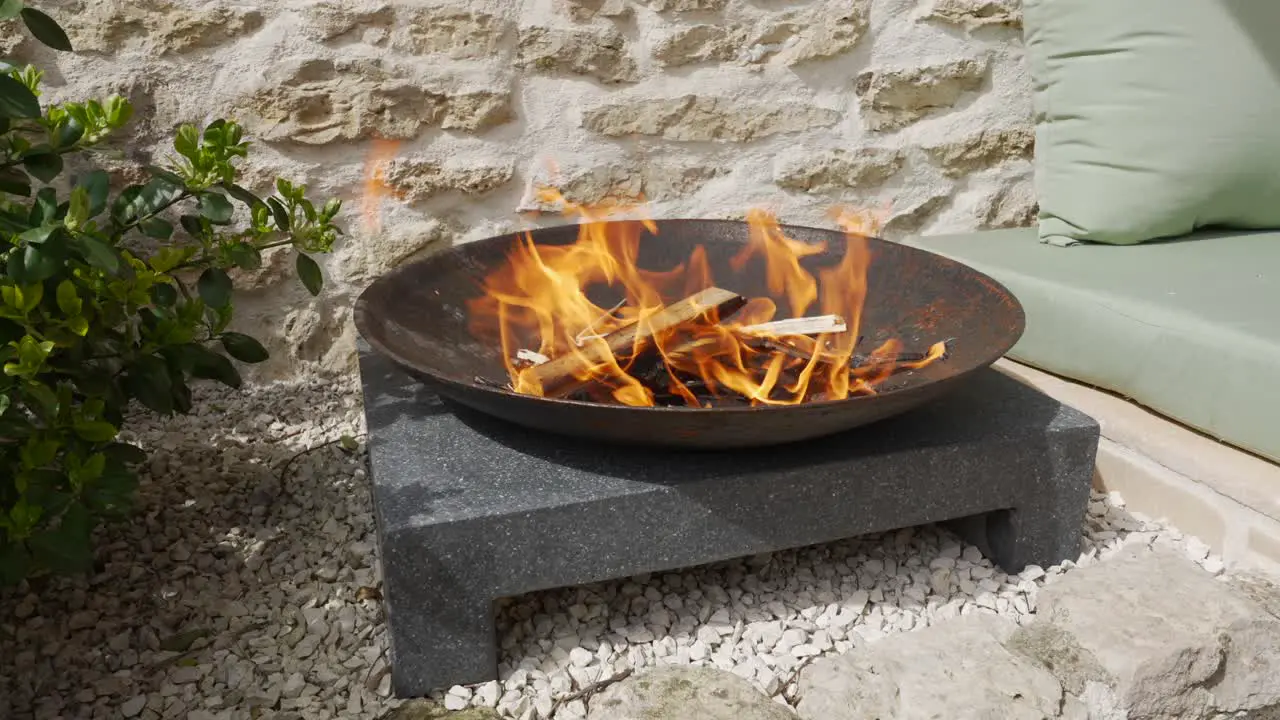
[738,314,847,336]
[527,287,747,398]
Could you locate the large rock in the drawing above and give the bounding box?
[236,58,512,145]
[586,666,795,720]
[516,25,639,83]
[651,0,868,67]
[924,0,1023,30]
[339,218,455,284]
[925,127,1034,175]
[563,0,632,21]
[395,6,512,59]
[855,57,989,131]
[302,1,395,43]
[651,24,752,66]
[975,180,1037,229]
[381,158,515,202]
[518,159,725,209]
[774,0,870,66]
[774,148,903,193]
[642,0,729,11]
[1018,547,1280,719]
[923,126,1034,176]
[796,613,1075,719]
[582,95,840,142]
[64,0,264,55]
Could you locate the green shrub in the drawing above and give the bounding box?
[0,2,344,584]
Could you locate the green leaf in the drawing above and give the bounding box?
[174,124,199,160]
[197,193,233,225]
[197,267,232,308]
[73,235,120,274]
[179,214,204,237]
[79,170,110,217]
[136,177,183,216]
[125,355,174,415]
[0,167,30,197]
[53,116,84,148]
[228,242,261,271]
[295,253,322,296]
[219,332,268,364]
[184,344,242,388]
[20,381,57,421]
[66,315,88,336]
[146,165,186,188]
[102,442,147,466]
[30,186,56,225]
[18,224,55,244]
[18,282,41,312]
[0,394,9,416]
[22,151,62,184]
[224,183,264,209]
[72,420,117,443]
[150,282,177,307]
[0,74,40,119]
[10,244,58,283]
[20,7,73,52]
[104,95,132,128]
[65,187,90,230]
[139,217,174,240]
[110,185,141,224]
[0,0,23,21]
[266,197,290,231]
[56,279,81,315]
[170,376,192,414]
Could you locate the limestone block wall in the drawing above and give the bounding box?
[8,0,1034,377]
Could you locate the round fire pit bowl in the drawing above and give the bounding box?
[353,219,1025,449]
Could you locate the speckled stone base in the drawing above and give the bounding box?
[357,343,1099,697]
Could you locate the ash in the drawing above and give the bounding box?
[0,375,1226,720]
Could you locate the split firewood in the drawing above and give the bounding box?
[515,348,550,366]
[527,287,748,398]
[738,314,847,336]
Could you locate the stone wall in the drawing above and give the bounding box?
[8,0,1034,378]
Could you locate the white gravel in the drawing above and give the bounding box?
[0,375,1228,720]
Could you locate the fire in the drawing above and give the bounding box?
[361,137,403,234]
[463,187,949,408]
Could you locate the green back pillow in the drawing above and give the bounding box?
[1023,0,1280,246]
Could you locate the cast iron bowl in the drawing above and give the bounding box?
[353,219,1025,449]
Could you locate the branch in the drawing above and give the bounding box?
[550,667,633,714]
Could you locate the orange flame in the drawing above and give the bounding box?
[463,186,947,408]
[361,138,402,234]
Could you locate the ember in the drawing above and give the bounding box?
[464,190,949,408]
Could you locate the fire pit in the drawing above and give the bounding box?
[353,210,1098,698]
[354,211,1025,448]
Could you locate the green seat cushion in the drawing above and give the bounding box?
[906,228,1280,463]
[1024,0,1280,246]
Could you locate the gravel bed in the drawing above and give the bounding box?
[0,376,1227,720]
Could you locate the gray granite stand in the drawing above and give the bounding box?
[357,344,1099,697]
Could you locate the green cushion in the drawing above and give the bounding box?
[905,228,1280,463]
[1023,0,1280,246]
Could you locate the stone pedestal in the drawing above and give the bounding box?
[357,343,1099,696]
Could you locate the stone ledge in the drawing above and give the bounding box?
[791,548,1280,720]
[995,359,1280,575]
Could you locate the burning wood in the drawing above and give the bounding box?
[468,197,951,409]
[522,287,747,399]
[738,314,847,336]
